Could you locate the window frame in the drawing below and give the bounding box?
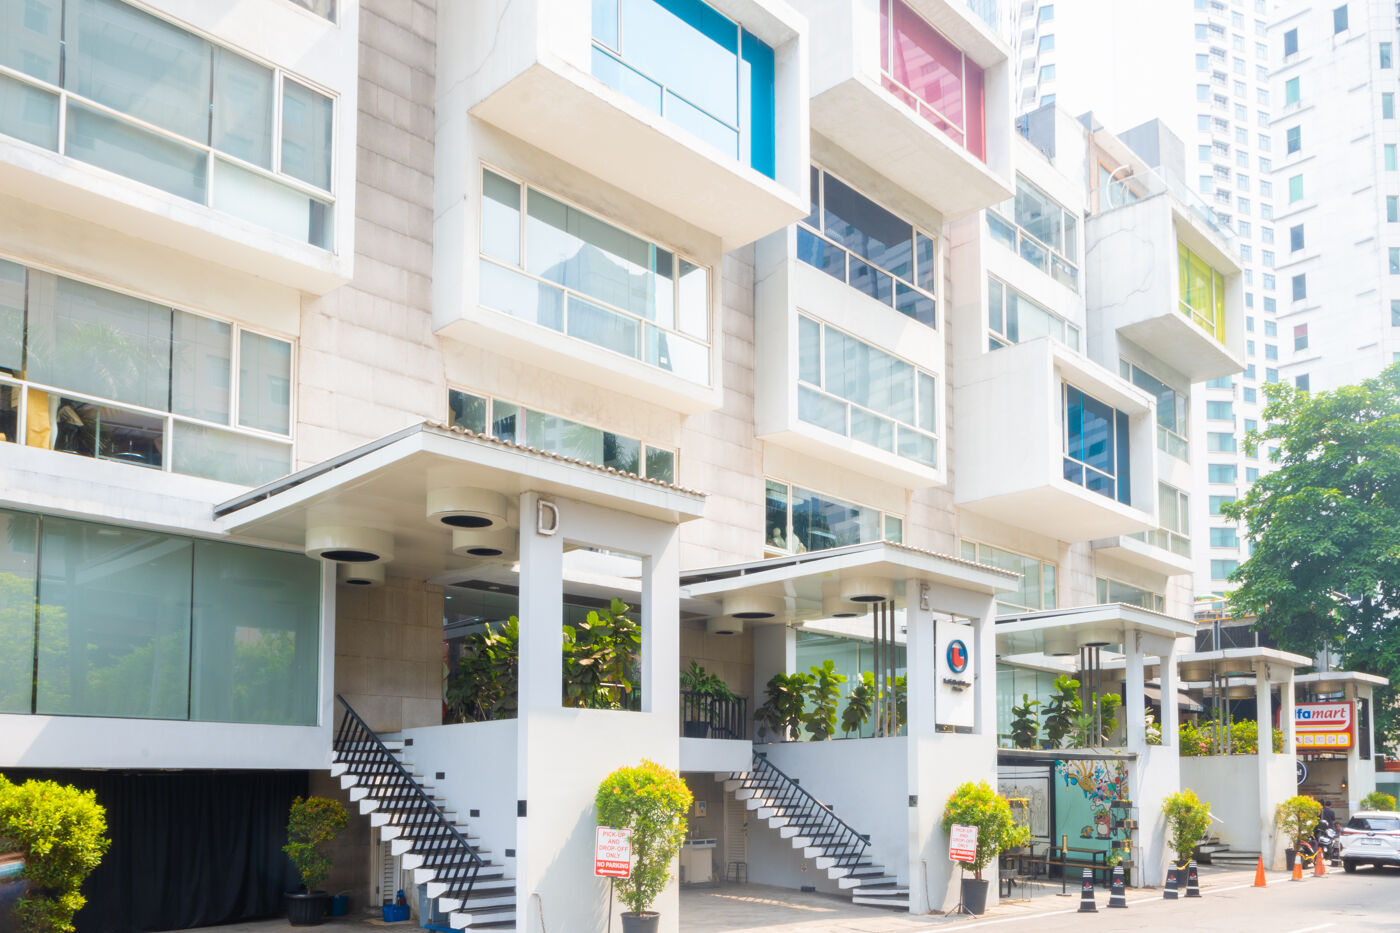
[764,478,902,557]
[988,175,1081,292]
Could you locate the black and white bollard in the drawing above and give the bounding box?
[1185,860,1202,897]
[1163,865,1180,899]
[1108,865,1128,908]
[1078,868,1097,913]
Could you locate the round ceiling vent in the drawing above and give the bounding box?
[427,488,509,530]
[451,527,518,559]
[707,617,744,636]
[338,561,385,587]
[840,576,892,603]
[821,582,861,618]
[721,595,783,621]
[306,526,394,564]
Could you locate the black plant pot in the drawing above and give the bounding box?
[286,891,328,926]
[961,877,989,915]
[682,720,709,739]
[1285,848,1296,870]
[621,911,660,933]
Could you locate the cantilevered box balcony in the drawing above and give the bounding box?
[953,338,1158,541]
[796,0,1014,221]
[1092,530,1194,578]
[753,226,945,489]
[449,0,809,250]
[1085,177,1245,383]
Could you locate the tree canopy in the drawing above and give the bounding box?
[1223,366,1400,753]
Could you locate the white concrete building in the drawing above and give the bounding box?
[0,0,1277,930]
[1011,0,1280,606]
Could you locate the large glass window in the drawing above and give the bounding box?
[590,0,775,178]
[1119,360,1188,461]
[764,480,899,555]
[987,277,1081,351]
[799,167,936,328]
[0,257,293,486]
[479,168,710,386]
[448,389,675,484]
[1063,384,1131,505]
[796,315,938,468]
[1178,241,1227,342]
[961,540,1056,614]
[989,177,1080,291]
[0,0,335,248]
[1096,577,1164,612]
[880,0,986,160]
[2,506,319,723]
[1130,483,1190,557]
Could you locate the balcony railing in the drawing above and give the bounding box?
[680,691,749,740]
[1128,527,1191,558]
[987,212,1079,291]
[1179,299,1225,341]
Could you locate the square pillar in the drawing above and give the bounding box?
[1254,661,1273,863]
[972,594,997,738]
[516,492,565,714]
[641,528,680,720]
[1159,637,1184,743]
[1125,631,1147,750]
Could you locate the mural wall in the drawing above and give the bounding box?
[1053,759,1131,856]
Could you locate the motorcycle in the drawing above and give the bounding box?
[1296,818,1341,865]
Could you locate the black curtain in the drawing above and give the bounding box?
[2,769,307,933]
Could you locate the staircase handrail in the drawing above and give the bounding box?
[751,752,870,867]
[335,695,485,903]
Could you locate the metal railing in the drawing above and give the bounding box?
[680,691,748,740]
[746,753,869,869]
[334,696,484,905]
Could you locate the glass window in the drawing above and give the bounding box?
[1383,43,1394,68]
[1096,577,1164,612]
[239,331,292,435]
[0,509,38,712]
[1178,242,1227,342]
[0,259,25,375]
[797,315,938,468]
[1210,527,1240,548]
[35,515,193,719]
[961,540,1056,614]
[1121,360,1188,460]
[1333,4,1348,33]
[1063,384,1131,505]
[172,311,232,425]
[1211,558,1240,579]
[1209,464,1238,483]
[987,277,1080,351]
[1285,77,1299,105]
[765,480,897,555]
[590,0,775,177]
[1289,174,1304,201]
[1208,432,1238,452]
[1283,28,1298,55]
[171,421,291,486]
[281,79,333,192]
[1291,224,1305,250]
[881,0,987,160]
[1131,483,1191,556]
[989,177,1080,291]
[189,539,319,725]
[211,48,274,169]
[1207,400,1234,420]
[1210,494,1237,514]
[1293,274,1306,301]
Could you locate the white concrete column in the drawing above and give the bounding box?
[972,594,997,738]
[516,492,564,714]
[1360,686,1379,803]
[1280,668,1296,753]
[906,588,938,742]
[1125,631,1147,750]
[641,527,680,720]
[751,623,795,734]
[1160,637,1184,743]
[1255,660,1273,864]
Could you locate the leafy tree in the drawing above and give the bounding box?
[940,781,1030,879]
[754,672,812,741]
[563,599,640,711]
[595,761,691,916]
[0,776,109,933]
[1162,789,1212,866]
[1223,368,1400,752]
[283,796,348,893]
[1274,795,1322,854]
[1361,791,1396,810]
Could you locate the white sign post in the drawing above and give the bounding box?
[595,826,632,933]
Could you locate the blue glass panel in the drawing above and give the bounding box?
[593,0,619,49]
[1084,466,1116,500]
[741,29,775,178]
[895,284,935,327]
[897,427,937,467]
[822,174,914,275]
[0,74,58,151]
[568,294,641,359]
[1065,387,1084,464]
[1080,392,1114,472]
[620,0,738,126]
[804,165,820,227]
[850,407,895,452]
[796,227,845,281]
[1116,409,1131,504]
[916,233,936,291]
[592,46,663,113]
[797,385,846,435]
[849,257,893,305]
[664,87,738,157]
[1062,458,1083,486]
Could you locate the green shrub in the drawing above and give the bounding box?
[840,674,875,737]
[595,761,692,915]
[1162,789,1212,866]
[755,672,812,741]
[0,776,109,933]
[802,660,846,741]
[1010,694,1041,749]
[1274,795,1322,852]
[940,781,1030,879]
[1361,791,1397,811]
[283,796,348,893]
[1042,675,1081,747]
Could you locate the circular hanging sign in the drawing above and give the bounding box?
[1297,759,1307,785]
[946,639,969,674]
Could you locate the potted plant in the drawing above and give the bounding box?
[1162,789,1212,875]
[1041,675,1081,748]
[941,781,1030,915]
[1275,795,1321,869]
[595,760,692,933]
[840,673,875,738]
[0,775,109,933]
[1361,791,1397,811]
[754,672,812,742]
[802,661,846,741]
[1010,695,1040,749]
[283,796,349,926]
[679,661,737,738]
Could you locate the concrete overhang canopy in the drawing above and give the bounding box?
[1295,671,1390,690]
[994,603,1196,658]
[680,541,1020,621]
[215,422,706,579]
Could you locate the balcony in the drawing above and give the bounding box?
[450,0,808,250]
[1086,176,1245,383]
[753,228,945,489]
[797,0,1013,221]
[952,339,1157,541]
[0,0,356,295]
[1092,530,1194,577]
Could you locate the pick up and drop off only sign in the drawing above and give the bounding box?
[595,826,632,878]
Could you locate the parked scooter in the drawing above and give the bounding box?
[1297,818,1341,865]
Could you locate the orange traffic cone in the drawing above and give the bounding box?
[1291,857,1304,881]
[1253,857,1267,887]
[1314,852,1326,876]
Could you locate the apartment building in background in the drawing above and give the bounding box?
[3,0,1363,930]
[1012,0,1280,603]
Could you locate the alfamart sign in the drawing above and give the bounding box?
[1295,701,1354,753]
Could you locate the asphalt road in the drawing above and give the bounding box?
[964,866,1399,932]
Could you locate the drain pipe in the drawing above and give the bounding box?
[922,858,932,913]
[531,893,547,933]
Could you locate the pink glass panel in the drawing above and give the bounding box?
[880,0,986,162]
[964,58,985,160]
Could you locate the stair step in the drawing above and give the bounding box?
[436,887,515,912]
[413,865,508,885]
[851,895,909,909]
[450,906,517,929]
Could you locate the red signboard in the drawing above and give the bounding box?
[1295,701,1354,754]
[594,826,632,878]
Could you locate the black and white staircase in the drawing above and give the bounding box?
[724,753,908,910]
[332,696,515,929]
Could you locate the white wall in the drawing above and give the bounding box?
[1180,755,1263,855]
